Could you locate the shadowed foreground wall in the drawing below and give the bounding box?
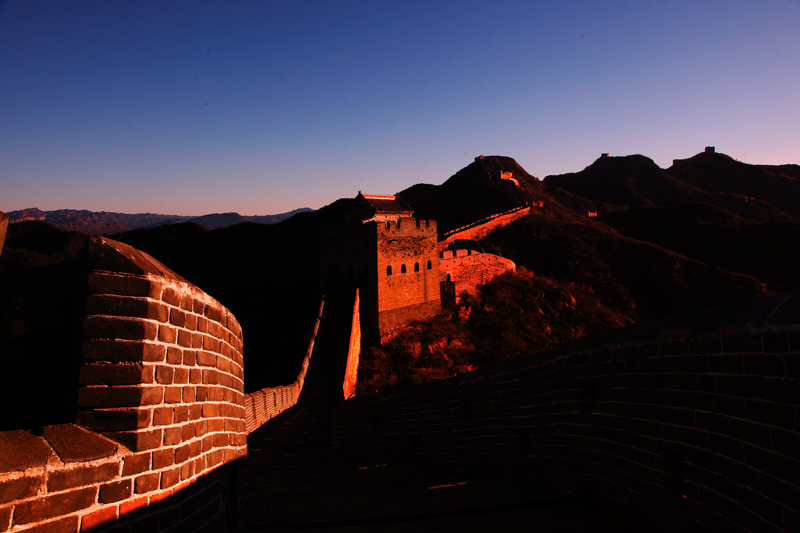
[333,292,800,532]
[0,236,246,532]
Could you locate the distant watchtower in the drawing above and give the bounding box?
[320,193,440,344]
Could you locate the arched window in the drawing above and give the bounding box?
[397,219,401,228]
[427,260,432,269]
[387,266,392,276]
[414,262,420,272]
[385,221,391,229]
[401,264,407,274]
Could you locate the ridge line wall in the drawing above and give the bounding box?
[332,323,800,532]
[438,206,531,251]
[243,297,326,434]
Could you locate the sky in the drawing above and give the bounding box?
[1,1,798,216]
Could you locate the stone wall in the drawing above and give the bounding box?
[375,217,440,338]
[333,292,800,532]
[439,249,516,301]
[0,211,7,257]
[342,289,361,400]
[243,298,325,434]
[438,206,531,252]
[0,236,246,532]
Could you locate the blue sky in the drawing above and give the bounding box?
[1,1,798,215]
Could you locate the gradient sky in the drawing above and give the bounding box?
[1,1,798,216]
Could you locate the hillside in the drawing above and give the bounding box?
[7,150,791,395]
[543,153,789,221]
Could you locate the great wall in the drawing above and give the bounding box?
[0,198,798,531]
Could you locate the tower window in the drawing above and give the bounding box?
[426,220,430,227]
[427,260,432,269]
[385,221,391,229]
[387,266,392,276]
[416,220,421,228]
[401,264,407,274]
[414,262,420,272]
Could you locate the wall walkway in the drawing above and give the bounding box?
[332,291,800,532]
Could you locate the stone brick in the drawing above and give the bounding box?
[185,313,197,331]
[164,427,182,446]
[119,494,148,515]
[192,332,204,349]
[105,429,162,452]
[0,475,43,505]
[166,346,183,364]
[17,515,79,533]
[78,386,144,408]
[134,472,160,494]
[180,460,194,481]
[183,386,197,403]
[169,308,186,328]
[99,478,132,504]
[79,362,152,385]
[197,351,216,367]
[155,366,174,384]
[0,506,10,531]
[153,407,174,426]
[164,386,183,404]
[181,424,196,442]
[183,350,197,366]
[83,316,158,341]
[161,467,180,489]
[47,462,119,492]
[173,367,189,385]
[88,272,158,298]
[80,505,118,531]
[162,287,181,306]
[178,329,193,348]
[152,448,174,469]
[13,486,97,525]
[122,453,151,476]
[77,407,151,432]
[158,325,177,344]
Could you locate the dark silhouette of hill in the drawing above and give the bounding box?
[400,155,547,234]
[482,210,771,323]
[599,203,800,291]
[543,154,789,221]
[667,150,800,219]
[6,207,313,235]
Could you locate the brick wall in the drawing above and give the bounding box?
[376,217,440,338]
[243,298,325,434]
[438,206,531,252]
[439,249,516,300]
[332,292,800,532]
[0,236,247,532]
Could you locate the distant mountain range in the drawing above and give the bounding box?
[3,148,798,391]
[5,207,314,234]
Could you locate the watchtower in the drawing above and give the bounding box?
[320,193,440,344]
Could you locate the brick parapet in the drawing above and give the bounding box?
[438,206,531,252]
[332,308,800,532]
[243,297,326,434]
[0,236,247,532]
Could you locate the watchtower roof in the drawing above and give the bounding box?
[360,194,413,214]
[347,193,414,222]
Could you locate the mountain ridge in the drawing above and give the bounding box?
[6,207,314,235]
